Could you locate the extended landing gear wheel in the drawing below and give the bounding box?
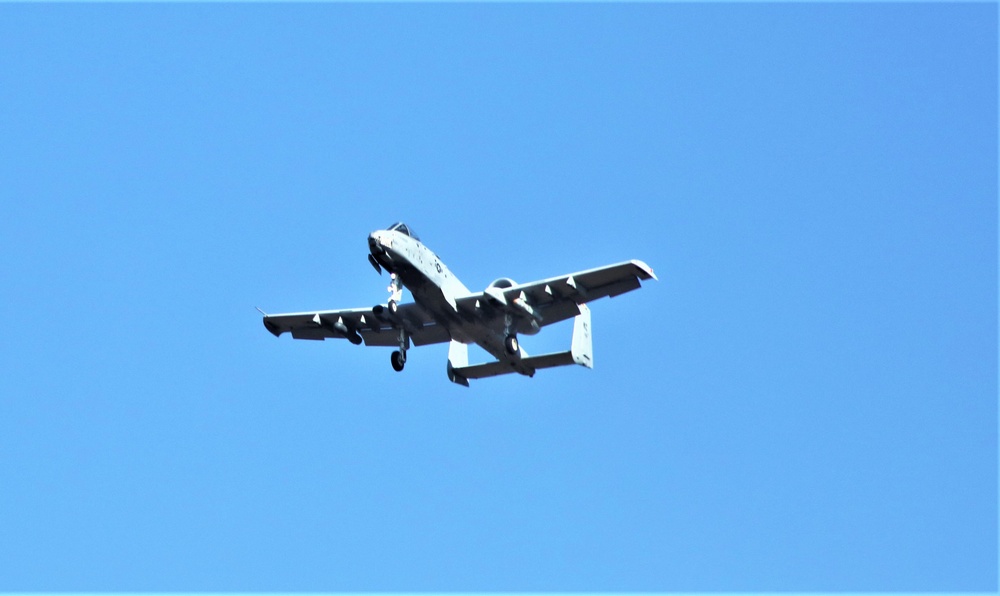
[504,335,519,356]
[391,350,406,372]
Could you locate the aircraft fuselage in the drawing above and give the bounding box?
[368,227,529,369]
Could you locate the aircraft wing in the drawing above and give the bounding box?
[261,303,451,347]
[456,259,657,329]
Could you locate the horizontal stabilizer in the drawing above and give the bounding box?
[447,304,593,386]
[455,351,576,380]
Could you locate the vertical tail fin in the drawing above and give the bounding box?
[447,340,470,386]
[570,303,593,369]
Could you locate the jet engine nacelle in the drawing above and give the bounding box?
[488,277,517,290]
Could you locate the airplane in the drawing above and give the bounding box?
[260,222,657,386]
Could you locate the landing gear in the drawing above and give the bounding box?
[387,273,403,307]
[504,334,519,356]
[391,350,406,372]
[390,327,409,372]
[503,312,520,357]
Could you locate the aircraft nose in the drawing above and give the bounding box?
[369,231,389,252]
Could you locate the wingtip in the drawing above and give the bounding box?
[262,318,282,337]
[631,259,658,281]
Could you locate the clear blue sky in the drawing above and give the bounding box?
[0,3,996,592]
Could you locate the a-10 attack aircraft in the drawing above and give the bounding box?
[261,222,656,386]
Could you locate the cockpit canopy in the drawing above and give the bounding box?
[387,222,419,241]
